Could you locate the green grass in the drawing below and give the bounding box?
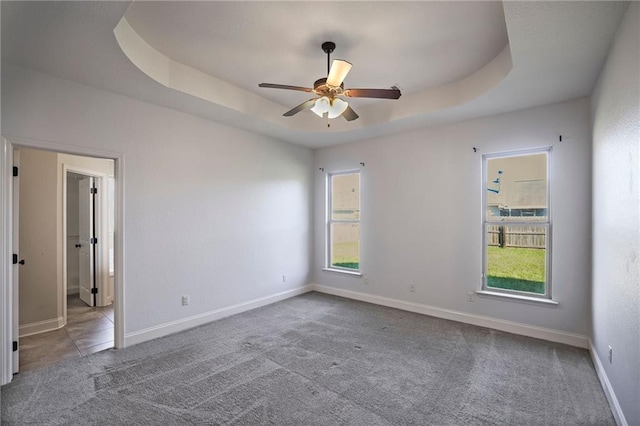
[487,246,546,294]
[333,262,360,269]
[331,243,545,290]
[332,241,359,271]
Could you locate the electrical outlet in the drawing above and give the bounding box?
[409,284,416,293]
[282,274,287,283]
[182,295,189,306]
[467,292,475,302]
[608,345,613,363]
[363,275,369,285]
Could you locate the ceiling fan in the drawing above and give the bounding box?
[258,41,401,124]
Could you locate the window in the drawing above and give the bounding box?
[327,171,360,272]
[483,149,551,298]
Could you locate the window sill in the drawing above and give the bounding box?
[476,290,559,307]
[322,268,362,277]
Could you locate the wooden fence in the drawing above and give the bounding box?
[487,225,546,249]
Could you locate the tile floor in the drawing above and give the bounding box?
[18,295,114,373]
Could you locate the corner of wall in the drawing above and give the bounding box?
[589,341,628,426]
[124,285,313,347]
[312,284,590,349]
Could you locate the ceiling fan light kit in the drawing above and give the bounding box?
[310,96,349,119]
[258,41,401,124]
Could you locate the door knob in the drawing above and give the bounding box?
[75,244,81,248]
[18,260,25,265]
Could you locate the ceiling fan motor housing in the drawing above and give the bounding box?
[314,78,344,98]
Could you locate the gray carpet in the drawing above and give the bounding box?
[1,292,614,425]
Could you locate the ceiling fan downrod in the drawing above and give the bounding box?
[322,41,336,76]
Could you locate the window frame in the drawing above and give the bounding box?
[326,170,361,274]
[481,147,553,300]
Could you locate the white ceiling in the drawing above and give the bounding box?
[125,1,508,108]
[1,1,629,148]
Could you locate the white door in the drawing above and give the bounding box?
[12,149,20,374]
[78,177,95,307]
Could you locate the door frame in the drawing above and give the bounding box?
[11,149,20,374]
[1,136,125,385]
[63,166,110,320]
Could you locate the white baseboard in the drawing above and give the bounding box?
[19,316,65,337]
[124,285,313,347]
[589,341,627,426]
[312,284,590,349]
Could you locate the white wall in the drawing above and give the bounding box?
[590,3,639,425]
[314,98,592,336]
[18,148,59,326]
[2,64,313,336]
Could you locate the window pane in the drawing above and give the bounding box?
[486,225,547,294]
[331,173,360,220]
[486,153,547,222]
[331,223,360,270]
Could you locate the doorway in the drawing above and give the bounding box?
[64,168,115,309]
[67,173,99,307]
[17,149,115,372]
[0,137,124,383]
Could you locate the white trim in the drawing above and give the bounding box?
[19,317,65,338]
[327,170,361,274]
[589,340,627,426]
[113,155,124,350]
[312,284,589,348]
[481,147,553,300]
[476,290,558,306]
[2,135,122,160]
[322,268,362,277]
[124,285,313,347]
[1,138,14,385]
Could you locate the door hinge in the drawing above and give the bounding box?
[13,166,18,177]
[12,254,18,265]
[90,237,98,244]
[90,187,97,194]
[91,287,98,295]
[13,341,18,352]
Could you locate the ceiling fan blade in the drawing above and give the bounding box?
[342,106,359,121]
[326,60,352,87]
[258,83,313,92]
[283,98,318,117]
[343,88,401,99]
